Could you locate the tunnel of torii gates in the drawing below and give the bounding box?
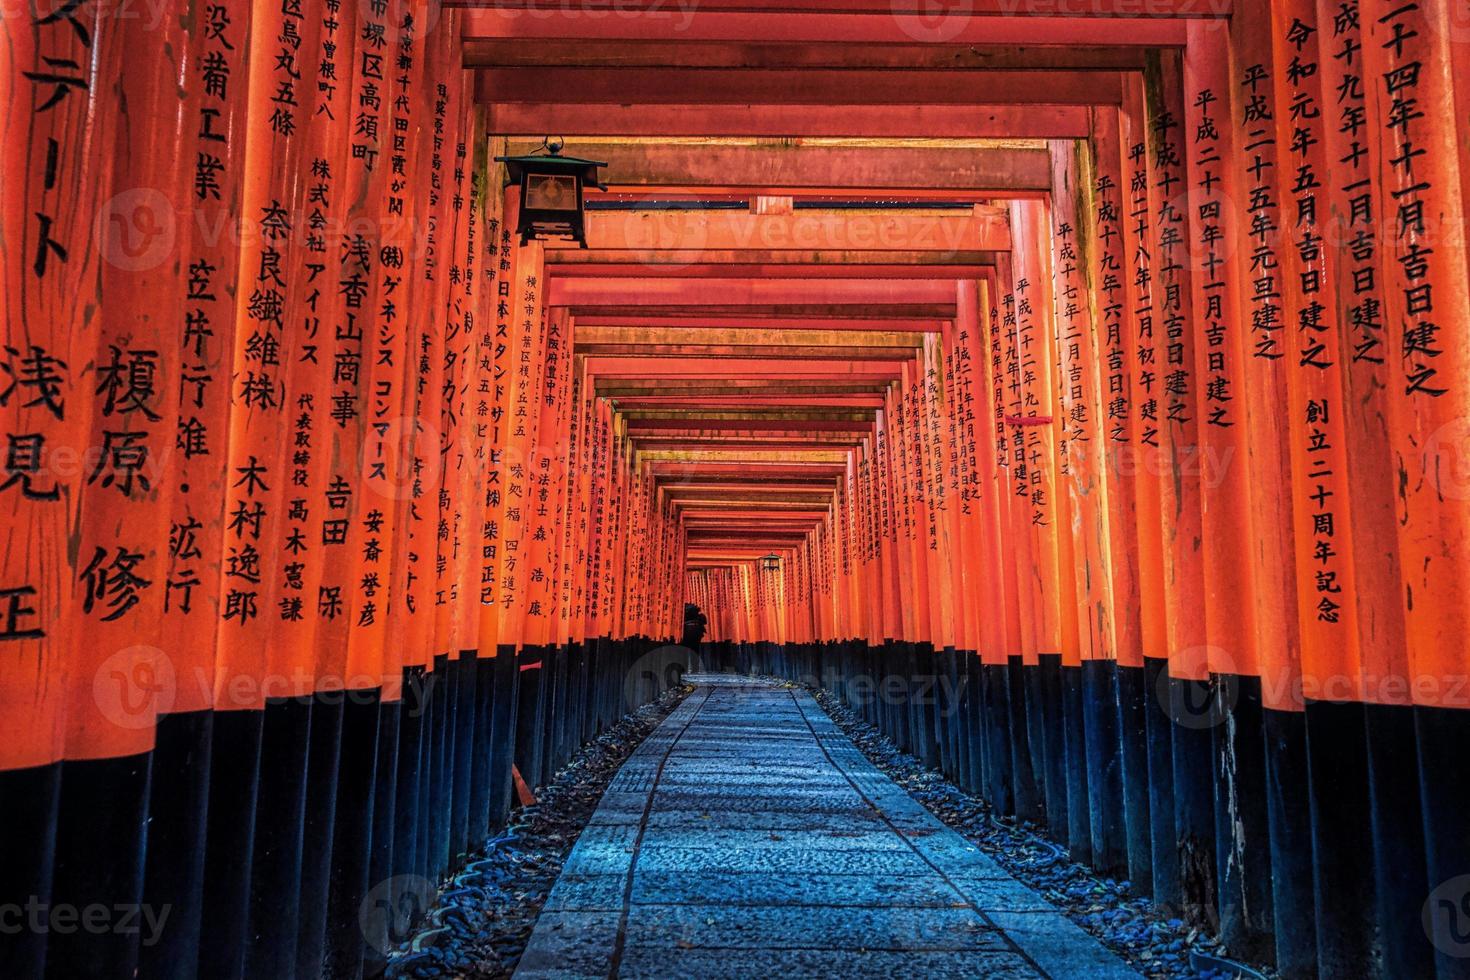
[5,0,1470,978]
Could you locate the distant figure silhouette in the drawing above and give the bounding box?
[681,602,708,650]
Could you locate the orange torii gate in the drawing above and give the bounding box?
[5,3,1470,978]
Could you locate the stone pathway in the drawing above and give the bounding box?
[514,675,1140,979]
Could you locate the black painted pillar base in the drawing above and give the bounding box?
[514,647,547,791]
[0,760,59,979]
[140,709,212,980]
[296,694,344,980]
[1115,663,1153,896]
[468,657,497,841]
[1209,675,1274,966]
[1062,661,1092,865]
[428,654,453,880]
[1169,676,1218,930]
[1082,661,1127,878]
[1260,706,1316,980]
[389,665,427,952]
[198,709,264,980]
[1007,655,1042,824]
[450,653,477,861]
[1413,703,1470,980]
[1034,654,1066,841]
[323,692,381,980]
[47,753,152,980]
[1304,699,1374,978]
[488,644,521,831]
[363,697,401,979]
[1142,657,1180,913]
[981,662,1015,816]
[245,696,313,979]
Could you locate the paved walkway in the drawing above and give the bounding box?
[514,676,1140,979]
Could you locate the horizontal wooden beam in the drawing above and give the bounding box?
[649,461,845,478]
[570,303,957,318]
[588,356,905,379]
[578,326,923,347]
[552,261,993,279]
[550,276,959,307]
[514,142,1052,196]
[583,343,917,359]
[459,10,1197,46]
[632,455,852,467]
[578,315,945,333]
[679,500,832,511]
[625,407,878,420]
[478,68,1123,106]
[638,439,866,451]
[596,379,892,395]
[661,488,836,501]
[608,393,882,405]
[453,0,1223,16]
[484,103,1092,139]
[464,39,1151,71]
[627,417,874,431]
[562,207,1010,254]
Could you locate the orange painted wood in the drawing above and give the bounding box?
[1145,50,1209,682]
[484,103,1093,140]
[1119,74,1172,668]
[1269,0,1364,701]
[1359,0,1470,707]
[1228,0,1304,708]
[1312,0,1411,704]
[162,0,256,716]
[1088,106,1145,670]
[1050,141,1116,664]
[1181,23,1260,683]
[64,1,185,758]
[215,0,324,711]
[457,9,1194,47]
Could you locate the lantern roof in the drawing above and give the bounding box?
[495,142,609,190]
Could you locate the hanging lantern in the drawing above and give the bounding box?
[495,137,607,247]
[760,554,781,572]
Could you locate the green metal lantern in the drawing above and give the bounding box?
[495,137,607,247]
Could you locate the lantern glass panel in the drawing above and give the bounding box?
[526,173,578,212]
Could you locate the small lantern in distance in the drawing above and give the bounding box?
[495,137,607,248]
[760,554,781,572]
